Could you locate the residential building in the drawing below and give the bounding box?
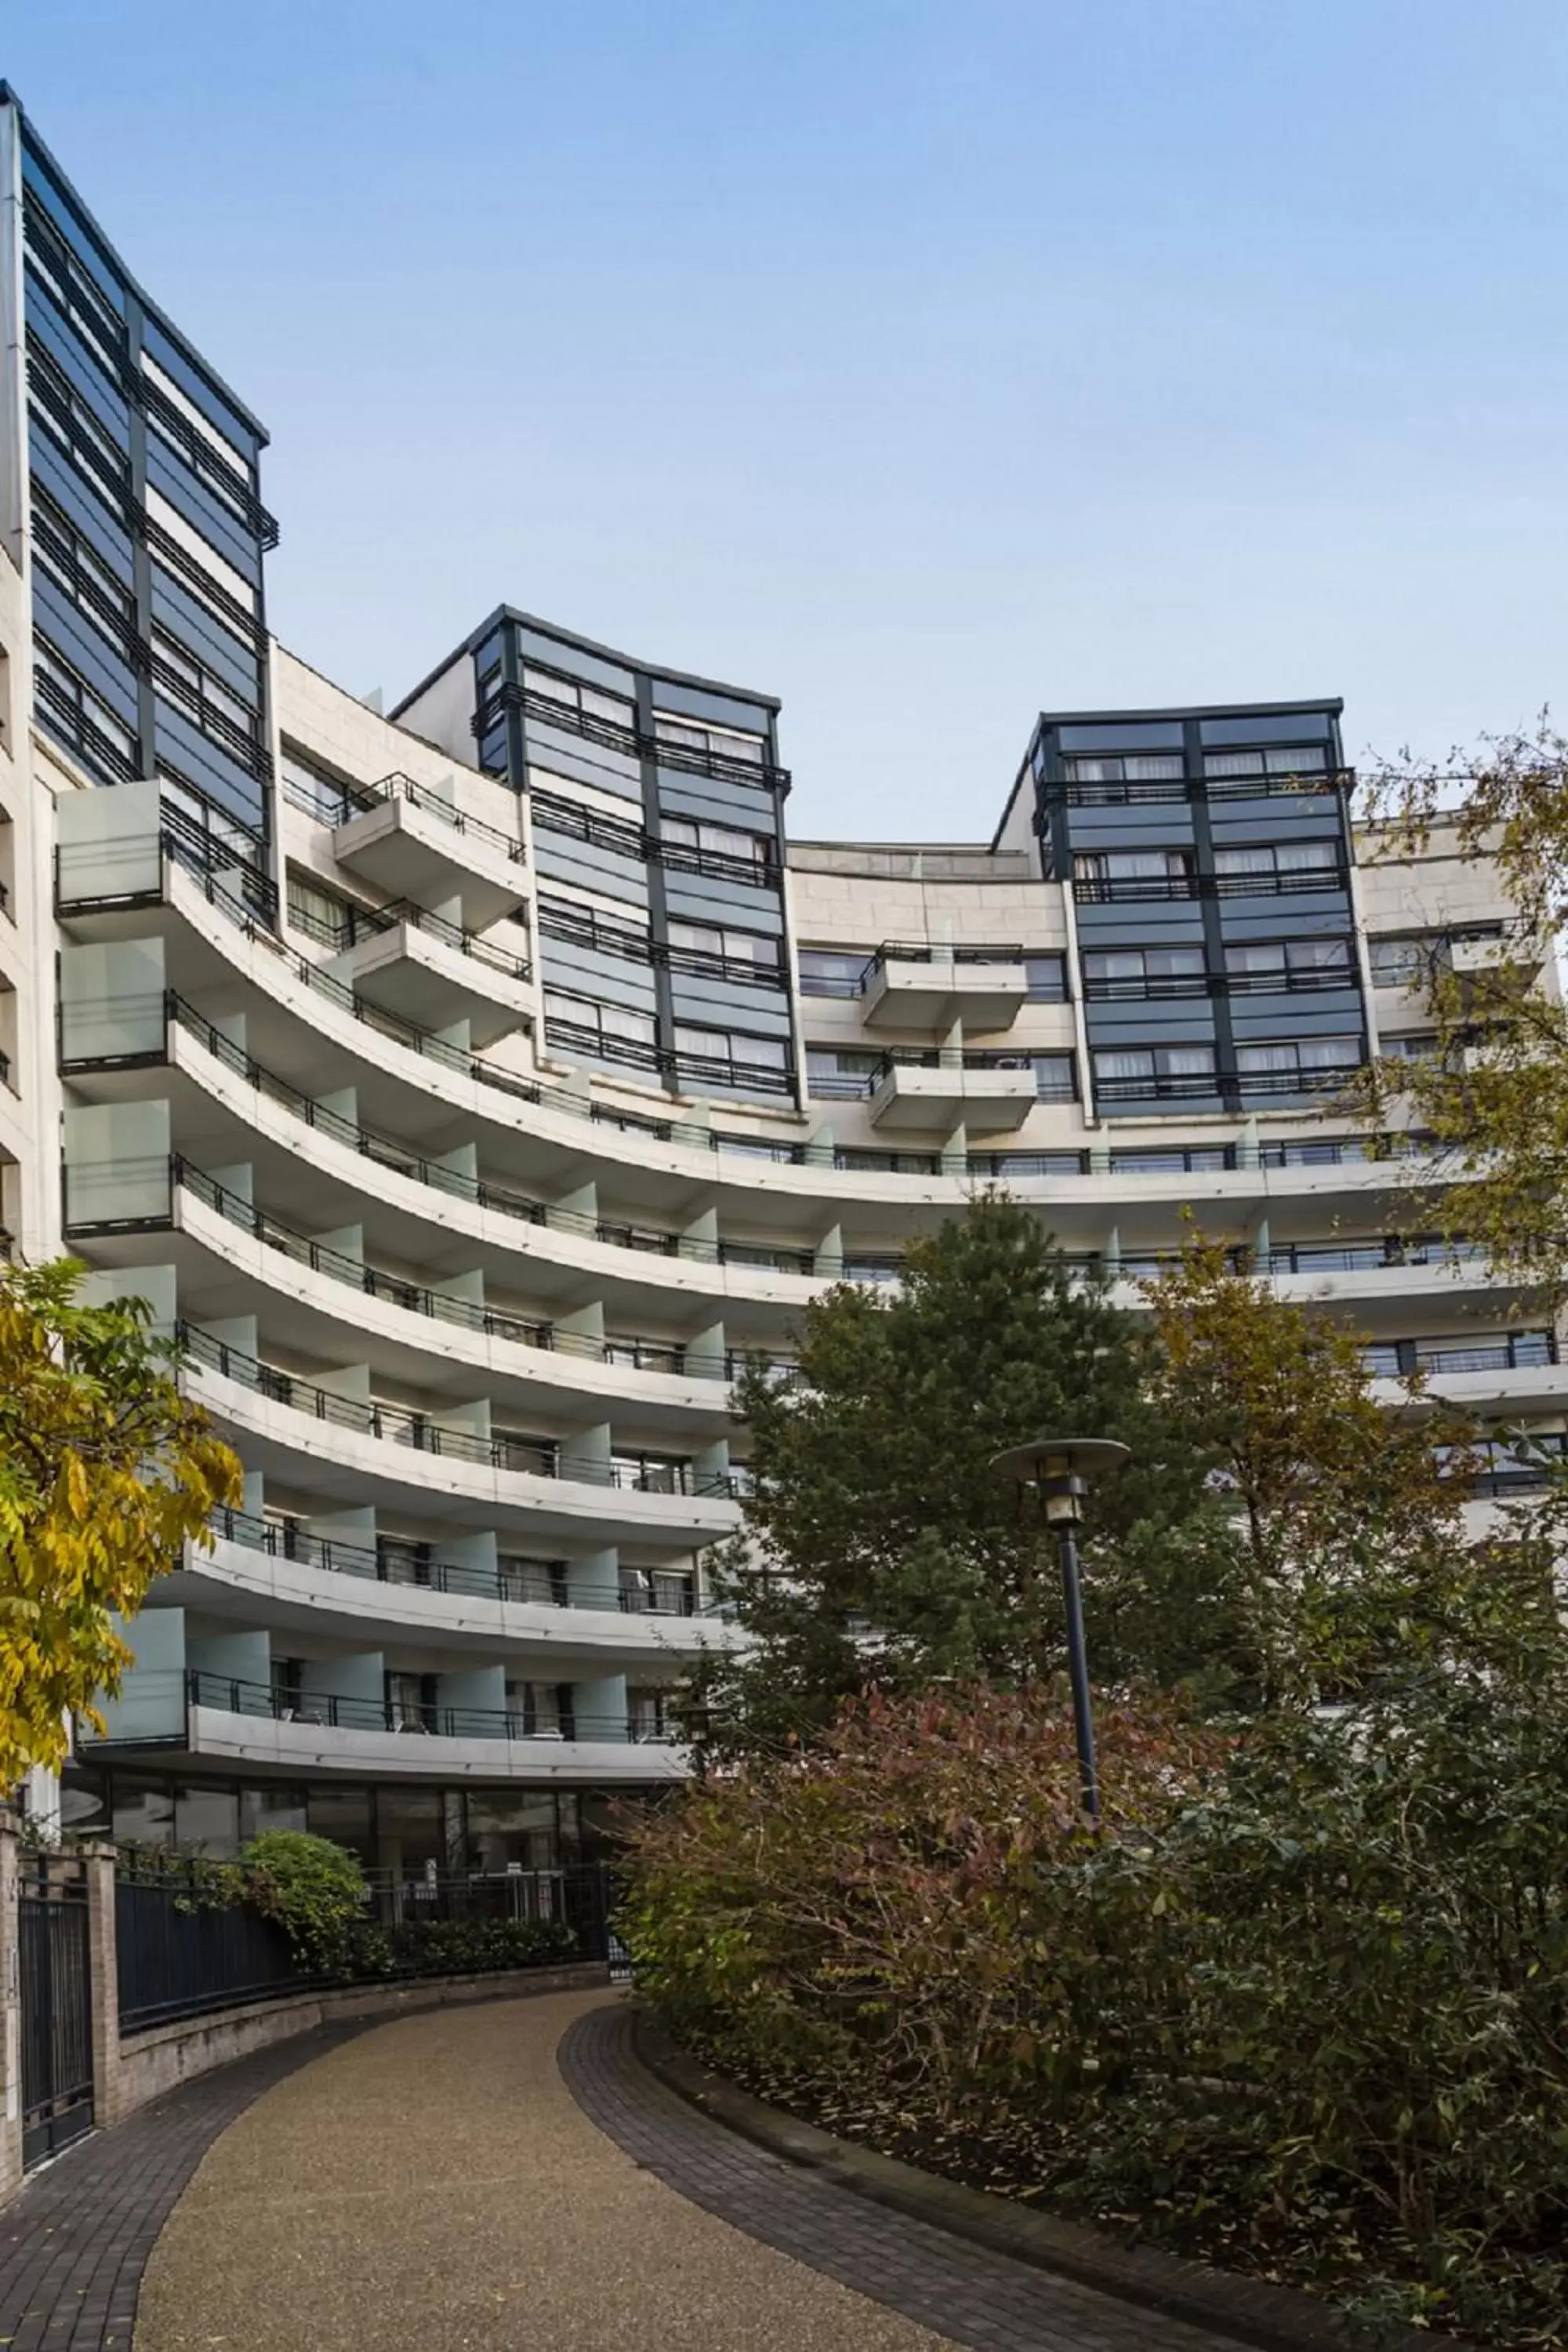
[0,89,1555,1878]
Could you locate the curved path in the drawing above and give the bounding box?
[7,1987,1257,2350]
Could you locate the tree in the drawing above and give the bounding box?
[0,1258,241,1788]
[1349,719,1568,1305]
[689,1193,1244,1758]
[1143,1235,1556,1708]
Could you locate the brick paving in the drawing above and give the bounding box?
[0,2024,365,2351]
[561,2002,1253,2352]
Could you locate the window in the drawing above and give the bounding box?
[798,946,872,996]
[619,1565,696,1617]
[1205,746,1328,779]
[661,816,774,873]
[1213,840,1341,888]
[1073,848,1194,896]
[151,627,261,764]
[807,1047,884,1099]
[1024,953,1068,1000]
[538,893,651,961]
[1030,1053,1077,1101]
[281,745,368,825]
[286,869,388,951]
[667,919,782,976]
[521,664,635,731]
[31,489,136,647]
[1083,946,1206,996]
[1381,1031,1438,1060]
[27,343,130,510]
[1225,936,1352,988]
[673,1024,790,1089]
[1369,933,1445,987]
[1094,1045,1216,1094]
[33,636,140,780]
[1110,1145,1231,1173]
[1235,1036,1362,1084]
[653,711,766,767]
[544,989,658,1063]
[1062,752,1185,795]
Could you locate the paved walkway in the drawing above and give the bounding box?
[0,2024,368,2351]
[4,1987,1261,2351]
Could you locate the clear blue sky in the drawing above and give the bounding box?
[8,2,1566,837]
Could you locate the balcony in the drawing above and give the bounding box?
[860,943,1030,1032]
[81,1668,687,1784]
[330,774,527,931]
[173,1511,738,1660]
[870,1048,1040,1134]
[179,1326,745,1544]
[325,902,534,1048]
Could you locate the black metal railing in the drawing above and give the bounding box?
[283,763,527,862]
[204,1504,710,1617]
[80,994,822,1276]
[1094,1062,1358,1105]
[1051,767,1353,807]
[116,1859,620,2032]
[176,1323,744,1498]
[71,1151,795,1383]
[811,1046,1074,1104]
[118,1861,307,2031]
[477,680,790,797]
[538,898,788,992]
[183,1668,681,1744]
[287,887,532,981]
[530,786,780,888]
[1073,862,1349,905]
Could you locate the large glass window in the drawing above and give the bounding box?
[1083,946,1206,996]
[1214,840,1340,886]
[1062,753,1185,787]
[1225,937,1352,987]
[544,990,657,1053]
[661,816,774,872]
[673,1024,789,1087]
[521,663,634,731]
[1205,746,1328,778]
[653,712,766,766]
[807,1047,884,1099]
[111,1774,175,1849]
[1368,933,1445,986]
[173,1783,240,1856]
[798,946,872,996]
[1236,1036,1362,1081]
[667,919,782,975]
[1094,1045,1216,1090]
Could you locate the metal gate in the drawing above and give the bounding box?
[19,1853,93,2169]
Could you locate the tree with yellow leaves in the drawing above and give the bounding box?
[0,1258,241,1789]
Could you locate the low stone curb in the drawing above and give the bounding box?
[633,2013,1468,2352]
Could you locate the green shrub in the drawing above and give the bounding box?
[378,1912,577,1977]
[237,1830,368,1971]
[622,1679,1568,2347]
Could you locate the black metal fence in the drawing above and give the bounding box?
[117,1862,311,2031]
[116,1860,625,2033]
[20,1853,93,2169]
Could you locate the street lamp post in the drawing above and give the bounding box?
[990,1437,1131,1820]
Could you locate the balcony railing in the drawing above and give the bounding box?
[287,888,532,981]
[204,1504,711,1617]
[177,1323,745,1498]
[475,680,790,797]
[1051,768,1353,808]
[1073,864,1349,906]
[67,1153,796,1382]
[284,764,527,862]
[166,1668,677,1744]
[1094,1063,1358,1106]
[1083,963,1355,1002]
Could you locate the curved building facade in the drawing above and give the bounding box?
[0,89,1557,1878]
